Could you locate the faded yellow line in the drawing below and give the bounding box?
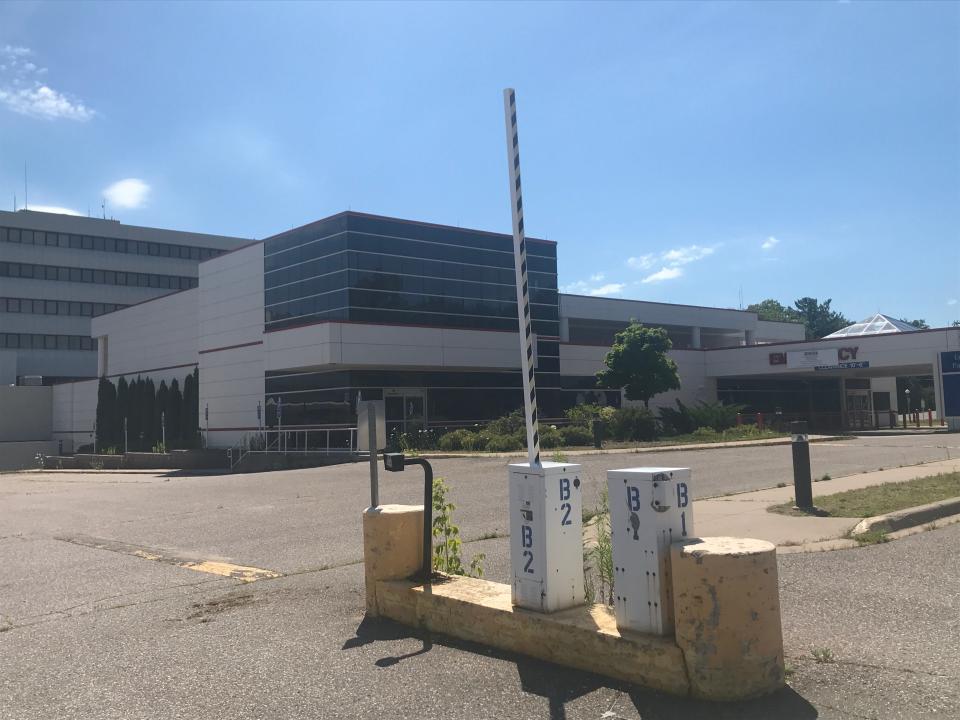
[56,534,281,583]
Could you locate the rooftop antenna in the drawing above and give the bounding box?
[13,193,17,212]
[739,285,743,310]
[101,198,106,219]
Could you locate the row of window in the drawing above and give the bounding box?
[1,225,224,261]
[0,297,127,317]
[263,213,557,261]
[0,261,198,291]
[266,294,549,326]
[264,268,557,309]
[266,245,557,289]
[0,333,97,351]
[264,303,560,336]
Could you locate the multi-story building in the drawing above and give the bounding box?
[0,209,250,384]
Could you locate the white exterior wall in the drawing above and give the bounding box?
[0,385,52,441]
[91,289,199,386]
[755,320,806,343]
[560,345,714,411]
[199,244,266,448]
[561,295,755,332]
[51,379,97,452]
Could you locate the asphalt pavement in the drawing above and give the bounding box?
[1,433,958,719]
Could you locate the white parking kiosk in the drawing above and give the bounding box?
[607,467,693,635]
[509,462,585,613]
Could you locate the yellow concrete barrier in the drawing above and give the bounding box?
[671,537,785,700]
[362,504,423,616]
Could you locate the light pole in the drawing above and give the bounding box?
[905,388,911,415]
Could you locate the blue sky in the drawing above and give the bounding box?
[1,1,958,326]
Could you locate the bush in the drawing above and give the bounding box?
[560,424,593,446]
[565,404,616,427]
[485,409,526,437]
[607,406,658,442]
[659,399,745,435]
[485,433,523,452]
[438,429,476,451]
[539,425,562,449]
[691,426,718,440]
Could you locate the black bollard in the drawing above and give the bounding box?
[591,419,604,449]
[790,421,813,510]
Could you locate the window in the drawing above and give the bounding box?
[93,270,104,284]
[70,235,82,249]
[93,303,104,316]
[32,300,44,314]
[46,232,58,246]
[70,268,82,282]
[70,302,82,316]
[58,301,68,315]
[58,267,69,282]
[81,269,93,283]
[45,300,57,314]
[46,267,57,280]
[7,299,20,312]
[82,236,93,250]
[93,236,104,251]
[56,336,68,350]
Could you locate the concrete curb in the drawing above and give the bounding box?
[417,435,843,460]
[851,496,960,536]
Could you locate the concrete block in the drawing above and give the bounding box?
[362,504,424,616]
[376,576,690,696]
[671,537,785,700]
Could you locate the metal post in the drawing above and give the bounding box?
[124,417,128,454]
[790,421,813,510]
[368,404,380,506]
[407,457,434,581]
[161,411,166,451]
[94,420,97,455]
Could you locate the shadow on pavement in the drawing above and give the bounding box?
[342,616,818,720]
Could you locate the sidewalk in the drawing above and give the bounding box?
[695,458,960,551]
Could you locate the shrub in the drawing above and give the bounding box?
[485,433,523,452]
[660,399,745,435]
[607,406,658,441]
[565,404,616,427]
[432,476,484,578]
[560,425,593,446]
[539,425,562,449]
[485,409,526,437]
[438,429,476,451]
[691,426,717,440]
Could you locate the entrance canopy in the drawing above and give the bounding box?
[822,313,918,339]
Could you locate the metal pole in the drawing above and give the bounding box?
[406,457,434,581]
[124,417,128,454]
[790,421,813,510]
[161,411,166,451]
[368,402,379,506]
[502,88,541,468]
[94,420,97,455]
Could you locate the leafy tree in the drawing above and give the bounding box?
[746,299,801,324]
[596,322,680,408]
[95,377,118,450]
[792,297,849,339]
[953,320,960,328]
[900,318,930,329]
[116,376,129,450]
[168,379,183,448]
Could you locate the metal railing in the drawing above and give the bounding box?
[227,426,358,470]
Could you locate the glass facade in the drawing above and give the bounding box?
[262,212,561,426]
[0,225,224,261]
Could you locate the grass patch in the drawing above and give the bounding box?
[768,471,960,518]
[849,529,890,546]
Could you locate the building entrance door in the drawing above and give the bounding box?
[845,389,873,429]
[384,389,427,440]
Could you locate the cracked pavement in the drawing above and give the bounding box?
[1,435,958,719]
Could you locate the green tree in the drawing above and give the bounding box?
[793,297,850,339]
[116,376,129,450]
[746,299,801,324]
[168,378,182,448]
[95,377,118,450]
[596,322,680,408]
[156,380,169,450]
[900,318,930,329]
[952,320,960,328]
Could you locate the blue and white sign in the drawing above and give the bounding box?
[815,361,871,371]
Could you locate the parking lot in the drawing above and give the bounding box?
[2,434,959,719]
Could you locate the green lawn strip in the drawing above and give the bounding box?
[768,472,960,518]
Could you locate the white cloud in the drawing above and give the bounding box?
[560,279,626,297]
[589,283,626,297]
[761,236,779,250]
[0,85,95,121]
[641,267,684,284]
[25,204,83,216]
[627,254,656,270]
[949,299,958,306]
[0,46,95,121]
[104,178,150,209]
[662,244,715,265]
